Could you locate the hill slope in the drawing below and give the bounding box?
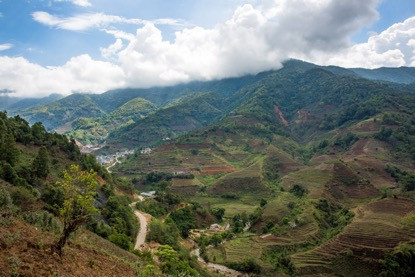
[63,97,157,144]
[16,94,106,130]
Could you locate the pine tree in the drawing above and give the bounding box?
[32,146,50,179]
[1,131,19,166]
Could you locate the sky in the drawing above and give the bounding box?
[0,0,415,98]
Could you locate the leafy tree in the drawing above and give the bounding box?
[52,165,98,256]
[41,185,65,214]
[169,206,196,237]
[32,146,50,178]
[147,219,180,247]
[290,184,307,198]
[155,245,198,276]
[211,207,225,221]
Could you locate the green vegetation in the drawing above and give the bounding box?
[155,245,199,276]
[16,94,106,130]
[386,165,415,191]
[65,98,156,144]
[147,219,180,247]
[32,146,49,179]
[52,165,99,256]
[381,243,415,276]
[290,184,308,198]
[375,113,415,161]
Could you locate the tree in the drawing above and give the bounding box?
[211,207,225,221]
[52,165,98,256]
[290,184,307,197]
[32,146,49,178]
[0,131,19,166]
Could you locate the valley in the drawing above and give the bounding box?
[2,60,415,276]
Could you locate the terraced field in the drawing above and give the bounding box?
[207,161,270,196]
[171,178,202,195]
[291,197,415,276]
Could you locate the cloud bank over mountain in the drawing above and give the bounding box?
[1,0,415,97]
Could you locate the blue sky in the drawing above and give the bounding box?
[1,0,415,97]
[0,0,254,65]
[0,0,413,66]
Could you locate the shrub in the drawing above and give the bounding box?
[109,233,132,251]
[22,211,62,233]
[0,186,16,215]
[10,186,37,211]
[226,258,261,274]
[381,243,415,277]
[170,207,196,238]
[147,219,180,248]
[290,184,307,197]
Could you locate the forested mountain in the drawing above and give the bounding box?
[64,98,157,144]
[10,60,415,141]
[351,66,415,84]
[16,94,107,130]
[105,61,415,150]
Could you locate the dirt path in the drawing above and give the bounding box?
[106,157,120,173]
[190,248,245,277]
[129,196,149,249]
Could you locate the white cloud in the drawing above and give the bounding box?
[313,16,415,68]
[102,29,135,41]
[115,0,381,86]
[4,0,415,98]
[100,39,124,60]
[54,0,92,7]
[0,43,13,51]
[0,55,125,98]
[32,11,190,31]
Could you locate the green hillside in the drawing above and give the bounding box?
[106,62,414,150]
[0,112,208,276]
[351,66,415,84]
[109,62,415,276]
[64,97,156,144]
[16,94,106,130]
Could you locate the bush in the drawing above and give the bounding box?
[290,184,307,197]
[147,219,180,248]
[109,233,132,251]
[226,258,261,274]
[41,185,65,214]
[211,208,225,221]
[0,186,15,214]
[169,207,196,238]
[22,211,62,233]
[10,186,37,211]
[381,243,415,277]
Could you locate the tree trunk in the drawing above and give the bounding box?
[52,223,77,256]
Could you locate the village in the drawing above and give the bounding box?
[95,147,152,169]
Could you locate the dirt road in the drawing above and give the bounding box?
[129,196,148,249]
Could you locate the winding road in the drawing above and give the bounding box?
[191,248,243,277]
[129,196,149,249]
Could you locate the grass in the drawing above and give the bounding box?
[280,167,333,199]
[185,195,260,217]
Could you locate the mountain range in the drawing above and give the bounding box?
[2,59,415,276]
